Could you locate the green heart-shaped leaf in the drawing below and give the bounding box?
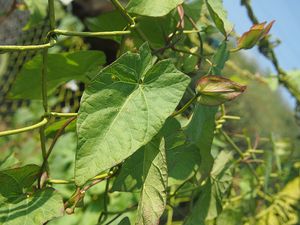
[75,43,190,185]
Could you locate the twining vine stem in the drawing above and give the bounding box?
[53,29,131,37]
[0,41,55,51]
[38,0,56,188]
[0,118,48,137]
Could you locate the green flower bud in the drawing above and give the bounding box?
[196,75,246,106]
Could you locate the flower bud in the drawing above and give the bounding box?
[196,75,246,106]
[236,20,275,50]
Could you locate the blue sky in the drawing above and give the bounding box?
[224,0,300,72]
[223,0,300,106]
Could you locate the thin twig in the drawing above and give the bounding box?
[171,94,198,117]
[221,129,260,182]
[184,14,204,67]
[40,117,76,180]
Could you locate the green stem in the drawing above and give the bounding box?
[167,186,175,225]
[48,179,74,184]
[166,205,174,225]
[41,117,76,175]
[171,94,198,117]
[50,112,78,117]
[41,48,49,113]
[182,30,201,34]
[38,0,54,187]
[0,41,55,51]
[48,168,117,185]
[222,115,241,120]
[0,118,48,137]
[53,29,131,37]
[110,0,151,46]
[38,126,48,188]
[171,47,201,57]
[184,14,204,67]
[48,0,55,30]
[221,130,244,157]
[221,129,260,182]
[110,0,135,26]
[40,117,76,187]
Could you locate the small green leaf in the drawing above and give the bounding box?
[85,11,127,43]
[10,51,106,99]
[167,144,201,185]
[75,43,190,185]
[205,0,233,37]
[236,21,275,50]
[136,134,167,225]
[45,118,77,138]
[211,42,229,75]
[85,11,126,32]
[196,75,246,106]
[184,104,217,178]
[0,164,40,198]
[126,0,184,17]
[184,180,222,225]
[0,188,64,225]
[183,0,204,26]
[0,153,19,170]
[184,151,233,225]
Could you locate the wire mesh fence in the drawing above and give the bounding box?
[0,0,133,129]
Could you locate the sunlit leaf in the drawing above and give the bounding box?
[0,153,19,170]
[0,188,64,225]
[205,0,233,37]
[136,134,167,225]
[126,0,184,17]
[75,43,190,185]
